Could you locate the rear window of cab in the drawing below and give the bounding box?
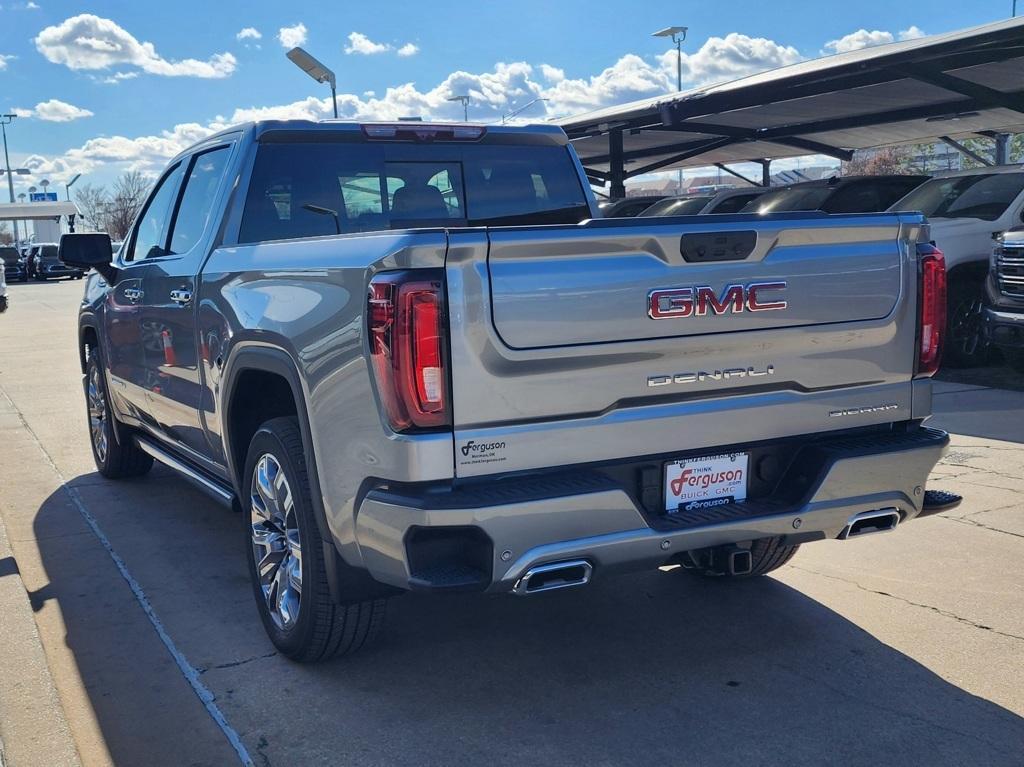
[238,141,591,243]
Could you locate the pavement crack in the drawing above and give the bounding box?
[938,515,1024,541]
[198,652,278,674]
[791,565,1024,643]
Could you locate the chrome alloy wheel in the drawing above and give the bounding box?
[87,363,109,463]
[250,454,302,630]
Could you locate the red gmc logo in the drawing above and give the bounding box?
[648,282,788,320]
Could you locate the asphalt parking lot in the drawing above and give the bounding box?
[0,278,1022,767]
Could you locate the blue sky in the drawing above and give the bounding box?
[0,0,1018,191]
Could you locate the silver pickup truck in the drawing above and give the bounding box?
[61,121,951,662]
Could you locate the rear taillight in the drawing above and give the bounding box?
[917,244,947,377]
[368,272,449,431]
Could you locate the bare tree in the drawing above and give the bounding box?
[0,222,12,245]
[74,182,111,233]
[842,146,909,176]
[107,170,151,241]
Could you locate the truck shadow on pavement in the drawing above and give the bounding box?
[32,470,1024,767]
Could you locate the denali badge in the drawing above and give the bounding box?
[648,365,774,387]
[648,282,787,319]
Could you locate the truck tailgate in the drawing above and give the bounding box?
[445,213,927,477]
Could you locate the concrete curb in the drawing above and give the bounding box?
[0,517,81,767]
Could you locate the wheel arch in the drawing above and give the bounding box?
[221,344,397,604]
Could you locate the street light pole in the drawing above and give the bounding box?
[66,173,81,201]
[1,114,21,247]
[652,27,688,194]
[286,47,339,118]
[447,95,470,122]
[501,97,549,124]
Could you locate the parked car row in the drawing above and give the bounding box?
[0,242,85,282]
[602,166,1024,372]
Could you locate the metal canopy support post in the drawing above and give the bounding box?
[995,133,1011,165]
[609,129,625,199]
[939,135,994,167]
[713,163,761,187]
[760,160,772,187]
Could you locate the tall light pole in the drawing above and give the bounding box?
[652,27,688,194]
[1,114,22,246]
[286,47,339,118]
[501,97,548,124]
[66,173,81,201]
[447,95,470,122]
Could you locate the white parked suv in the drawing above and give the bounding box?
[892,165,1024,366]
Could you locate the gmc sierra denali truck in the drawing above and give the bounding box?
[61,121,952,662]
[985,227,1024,371]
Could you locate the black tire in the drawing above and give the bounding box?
[686,537,800,579]
[84,348,153,478]
[243,417,387,662]
[944,285,988,368]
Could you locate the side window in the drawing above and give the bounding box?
[130,163,184,262]
[167,146,232,255]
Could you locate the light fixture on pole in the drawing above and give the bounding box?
[66,173,81,201]
[447,95,470,122]
[652,26,688,194]
[1,113,24,246]
[286,47,339,118]
[501,97,549,124]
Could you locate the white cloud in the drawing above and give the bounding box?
[35,14,236,78]
[278,23,307,49]
[539,64,565,83]
[0,54,15,70]
[658,33,803,88]
[396,42,419,57]
[236,27,261,41]
[345,32,391,55]
[16,98,94,121]
[898,26,927,40]
[823,29,894,54]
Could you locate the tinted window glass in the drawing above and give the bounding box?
[239,141,588,243]
[168,146,231,255]
[41,245,59,258]
[744,186,832,213]
[821,181,884,213]
[640,197,712,216]
[894,173,1024,221]
[708,193,761,214]
[131,163,183,261]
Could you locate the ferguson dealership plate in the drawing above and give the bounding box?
[665,452,749,513]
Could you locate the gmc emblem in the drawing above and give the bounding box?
[648,282,788,320]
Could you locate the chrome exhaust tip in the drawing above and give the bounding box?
[839,508,901,539]
[512,560,593,595]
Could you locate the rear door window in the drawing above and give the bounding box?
[895,173,1024,221]
[238,140,589,243]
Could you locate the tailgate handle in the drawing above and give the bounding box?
[680,231,756,263]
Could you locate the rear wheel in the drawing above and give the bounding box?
[85,349,153,478]
[244,417,387,662]
[944,285,988,368]
[684,537,800,579]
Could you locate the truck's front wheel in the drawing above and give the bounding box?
[85,350,153,478]
[243,417,387,662]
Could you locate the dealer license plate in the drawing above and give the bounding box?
[664,452,749,514]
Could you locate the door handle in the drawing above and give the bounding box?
[123,287,144,302]
[170,289,193,306]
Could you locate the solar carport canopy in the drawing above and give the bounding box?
[557,18,1024,187]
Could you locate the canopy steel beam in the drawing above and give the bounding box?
[894,64,1024,115]
[939,135,993,166]
[608,129,625,199]
[767,137,854,161]
[624,137,736,178]
[713,163,762,187]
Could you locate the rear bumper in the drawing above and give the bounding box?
[984,306,1024,350]
[352,426,949,593]
[39,262,82,277]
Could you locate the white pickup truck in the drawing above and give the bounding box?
[893,165,1024,365]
